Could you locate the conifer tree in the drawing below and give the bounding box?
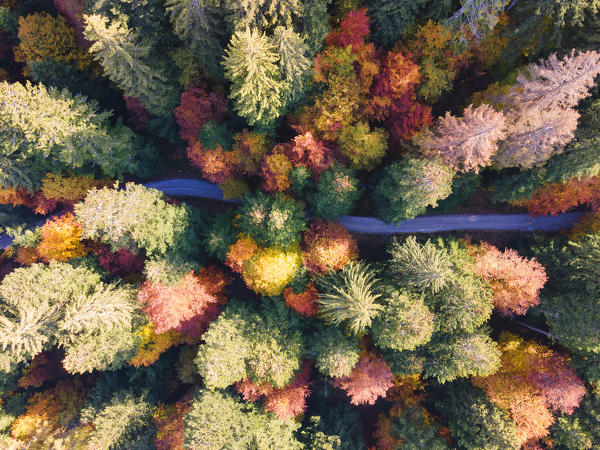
[222,28,288,127]
[83,14,179,117]
[165,0,225,79]
[272,26,311,105]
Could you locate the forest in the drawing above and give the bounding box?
[1,0,600,448]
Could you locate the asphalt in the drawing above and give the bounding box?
[0,178,583,249]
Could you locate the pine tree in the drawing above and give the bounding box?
[447,0,511,41]
[165,0,225,79]
[415,104,507,173]
[83,14,179,117]
[272,26,311,105]
[222,28,288,127]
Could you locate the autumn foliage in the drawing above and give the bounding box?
[186,142,239,184]
[474,333,585,444]
[474,243,547,316]
[18,351,66,389]
[97,246,145,276]
[284,132,333,176]
[236,360,312,420]
[129,323,190,368]
[225,235,258,273]
[36,213,87,262]
[174,86,227,143]
[260,150,292,193]
[40,173,109,205]
[332,354,394,405]
[301,220,358,274]
[154,395,191,450]
[283,283,319,317]
[138,268,230,337]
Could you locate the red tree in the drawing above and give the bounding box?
[53,0,87,45]
[283,284,319,317]
[174,87,227,143]
[301,220,358,274]
[326,7,371,48]
[154,392,192,450]
[187,142,239,184]
[97,246,145,276]
[138,268,229,337]
[474,243,547,316]
[124,96,150,131]
[332,354,394,405]
[284,132,334,175]
[18,351,66,388]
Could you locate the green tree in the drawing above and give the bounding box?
[184,389,302,449]
[372,288,434,352]
[195,299,304,389]
[222,28,288,127]
[373,158,455,223]
[0,81,154,190]
[273,26,311,105]
[423,330,501,383]
[387,236,454,294]
[165,0,226,79]
[0,262,139,373]
[550,392,600,449]
[75,183,202,258]
[309,165,361,221]
[431,380,520,450]
[316,261,383,335]
[302,0,331,55]
[338,122,388,171]
[309,326,361,378]
[83,14,179,117]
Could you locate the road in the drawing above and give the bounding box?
[0,178,583,249]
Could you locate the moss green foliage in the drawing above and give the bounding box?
[75,183,202,258]
[310,327,361,378]
[338,122,388,171]
[373,159,455,222]
[195,299,303,388]
[316,261,383,336]
[431,380,520,450]
[201,211,237,260]
[302,399,364,450]
[184,388,302,449]
[380,405,450,449]
[309,165,361,220]
[0,262,139,373]
[371,288,434,352]
[0,81,154,190]
[237,192,306,248]
[432,171,481,213]
[198,120,234,150]
[551,392,600,449]
[0,6,18,35]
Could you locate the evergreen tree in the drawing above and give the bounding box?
[184,388,302,449]
[309,326,360,378]
[74,183,202,258]
[222,28,288,127]
[0,81,154,190]
[83,14,179,117]
[165,0,225,79]
[273,26,311,105]
[316,261,383,336]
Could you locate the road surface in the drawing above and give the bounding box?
[0,178,583,249]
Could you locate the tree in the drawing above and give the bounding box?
[474,243,547,316]
[13,12,92,70]
[165,0,225,79]
[309,165,361,221]
[83,14,179,117]
[332,354,394,405]
[338,122,388,171]
[75,183,201,257]
[551,392,600,449]
[237,192,306,248]
[431,380,520,450]
[284,284,320,317]
[367,0,429,46]
[39,173,109,205]
[184,389,301,449]
[373,159,455,223]
[414,104,507,173]
[138,270,223,337]
[0,261,139,373]
[0,81,154,189]
[494,107,580,169]
[510,50,600,113]
[260,150,293,193]
[423,330,501,384]
[173,86,227,144]
[35,213,88,262]
[316,261,383,335]
[273,26,311,104]
[309,327,360,378]
[243,246,303,296]
[387,236,453,294]
[195,299,304,389]
[372,289,434,352]
[301,220,358,275]
[447,0,510,42]
[222,28,287,127]
[285,132,333,175]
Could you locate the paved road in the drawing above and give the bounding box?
[0,178,583,249]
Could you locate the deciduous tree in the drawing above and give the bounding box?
[301,220,358,274]
[332,354,394,405]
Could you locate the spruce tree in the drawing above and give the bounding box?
[83,14,179,117]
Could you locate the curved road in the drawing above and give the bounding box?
[0,178,583,249]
